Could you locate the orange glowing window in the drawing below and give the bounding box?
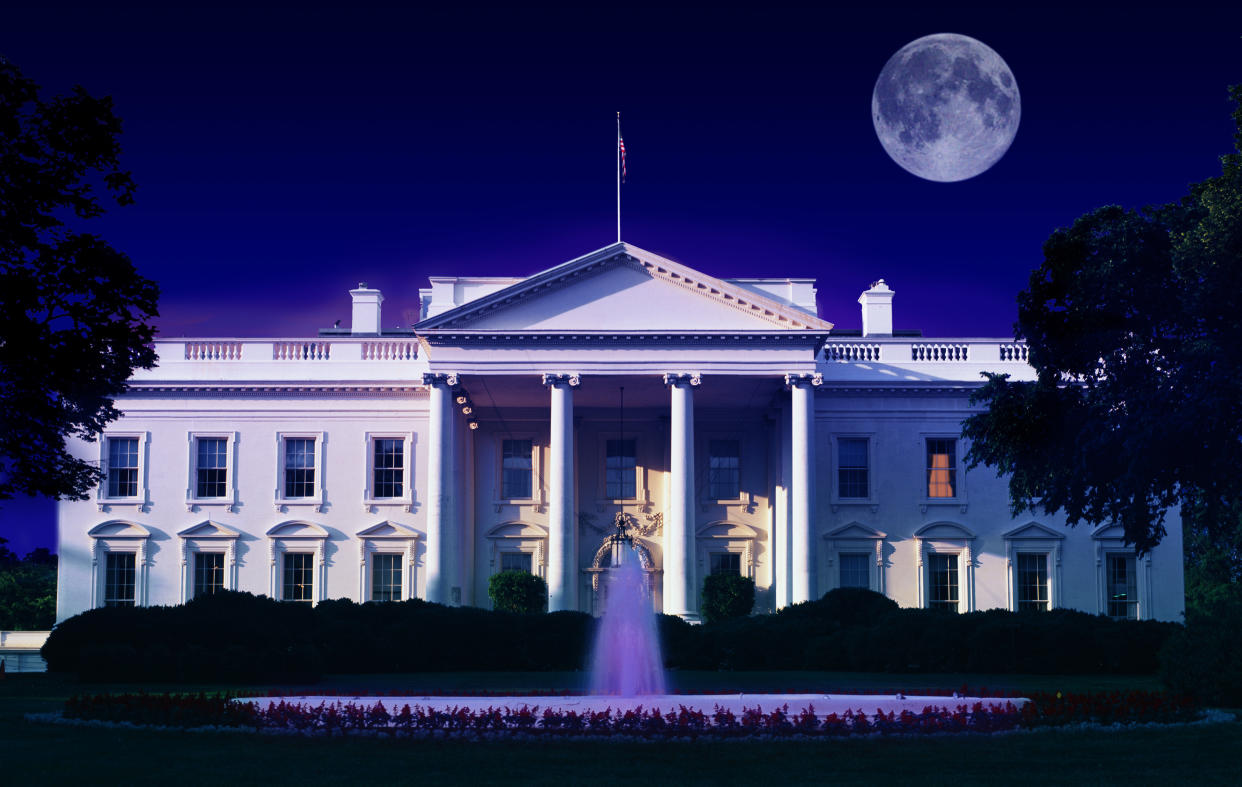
[926,438,956,498]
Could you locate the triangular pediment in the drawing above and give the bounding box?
[178,521,240,539]
[826,522,886,540]
[416,243,832,333]
[356,521,420,539]
[1003,522,1065,541]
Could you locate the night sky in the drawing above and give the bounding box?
[2,1,1240,552]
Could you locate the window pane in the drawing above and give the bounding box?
[501,439,533,499]
[926,438,957,498]
[928,553,958,611]
[838,437,869,498]
[371,553,402,601]
[284,438,316,498]
[1016,553,1049,611]
[104,552,136,607]
[283,552,314,602]
[500,552,533,574]
[107,437,139,497]
[196,437,228,498]
[1107,554,1138,620]
[605,439,636,499]
[373,438,404,498]
[709,552,741,576]
[194,552,225,598]
[708,439,741,500]
[839,552,870,589]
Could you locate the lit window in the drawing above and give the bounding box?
[500,552,533,574]
[708,439,741,499]
[1016,553,1049,611]
[928,553,958,611]
[371,554,402,601]
[283,552,314,602]
[502,439,533,499]
[605,439,636,499]
[926,438,957,498]
[1107,554,1137,620]
[373,438,404,498]
[837,438,869,499]
[709,552,741,576]
[195,437,228,498]
[839,552,870,589]
[107,438,139,498]
[284,438,316,498]
[104,552,136,607]
[194,552,225,598]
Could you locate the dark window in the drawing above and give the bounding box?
[1107,554,1137,620]
[104,552,136,607]
[107,437,139,497]
[196,437,228,498]
[194,552,225,598]
[837,438,869,498]
[839,552,870,589]
[928,553,959,611]
[371,553,402,601]
[501,439,533,499]
[500,552,533,574]
[373,438,404,498]
[284,438,316,498]
[283,552,314,602]
[1016,553,1049,611]
[708,439,741,499]
[709,552,741,576]
[926,438,957,498]
[605,439,636,499]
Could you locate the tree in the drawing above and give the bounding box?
[964,86,1242,560]
[487,570,548,614]
[701,573,755,624]
[0,57,159,502]
[0,537,57,629]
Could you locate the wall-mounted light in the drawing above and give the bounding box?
[461,406,473,415]
[455,395,469,405]
[467,420,479,430]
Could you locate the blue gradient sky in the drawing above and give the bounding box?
[2,1,1240,553]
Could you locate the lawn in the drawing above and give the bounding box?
[3,672,1238,786]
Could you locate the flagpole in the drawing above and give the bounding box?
[616,111,621,244]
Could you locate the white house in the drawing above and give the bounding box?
[55,242,1185,622]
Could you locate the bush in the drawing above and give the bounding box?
[701,574,755,624]
[488,571,548,614]
[1160,589,1242,706]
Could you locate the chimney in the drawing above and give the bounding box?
[858,279,894,337]
[350,282,383,335]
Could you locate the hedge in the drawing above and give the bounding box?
[42,589,1181,682]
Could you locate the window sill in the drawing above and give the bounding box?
[919,499,968,514]
[830,498,878,513]
[363,498,413,513]
[275,499,324,513]
[97,497,146,512]
[185,498,237,512]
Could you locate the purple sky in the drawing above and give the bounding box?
[2,1,1241,553]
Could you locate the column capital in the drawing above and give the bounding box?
[784,372,823,389]
[662,372,701,387]
[541,373,581,388]
[422,372,459,387]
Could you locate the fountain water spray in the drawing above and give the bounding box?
[588,521,665,696]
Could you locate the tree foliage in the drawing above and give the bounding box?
[0,537,56,629]
[701,572,755,624]
[964,85,1242,556]
[0,57,158,502]
[487,570,548,614]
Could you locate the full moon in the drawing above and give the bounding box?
[872,33,1020,182]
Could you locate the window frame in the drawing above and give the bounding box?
[1014,552,1051,612]
[830,434,875,507]
[700,433,747,506]
[274,432,326,511]
[87,521,151,609]
[282,551,316,604]
[926,552,960,612]
[363,431,414,511]
[186,432,239,510]
[823,523,887,594]
[1092,524,1150,620]
[596,431,647,507]
[177,521,240,602]
[97,432,150,508]
[918,434,968,509]
[708,550,743,577]
[1003,522,1065,612]
[103,551,138,608]
[914,522,976,613]
[356,521,420,602]
[485,521,548,586]
[494,434,541,506]
[266,521,328,603]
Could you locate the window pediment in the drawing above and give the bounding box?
[266,521,329,539]
[178,520,240,540]
[356,521,421,539]
[1004,522,1065,541]
[914,521,975,541]
[88,521,151,539]
[1091,523,1127,541]
[826,522,886,541]
[486,521,549,540]
[696,520,761,540]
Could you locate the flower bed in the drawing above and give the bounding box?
[59,690,1201,739]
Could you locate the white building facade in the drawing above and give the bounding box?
[55,243,1185,622]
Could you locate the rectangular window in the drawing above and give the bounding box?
[372,438,404,498]
[107,437,139,498]
[501,439,533,499]
[195,437,228,498]
[1016,553,1050,612]
[839,552,870,589]
[709,552,741,576]
[104,552,136,607]
[1106,554,1138,620]
[283,552,314,603]
[284,438,316,498]
[708,439,741,500]
[194,552,225,598]
[371,554,402,602]
[837,438,869,499]
[605,439,636,499]
[926,438,957,498]
[500,552,533,574]
[928,553,959,611]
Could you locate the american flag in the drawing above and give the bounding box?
[619,136,626,182]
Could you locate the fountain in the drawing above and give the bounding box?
[588,517,665,696]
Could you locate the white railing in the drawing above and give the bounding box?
[823,343,883,362]
[185,341,243,360]
[819,338,1030,367]
[361,340,418,360]
[999,343,1029,362]
[910,343,969,362]
[273,341,332,361]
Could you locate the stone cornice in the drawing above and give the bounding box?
[121,383,428,399]
[418,329,831,350]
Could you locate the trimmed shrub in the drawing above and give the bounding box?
[488,570,548,614]
[701,574,756,624]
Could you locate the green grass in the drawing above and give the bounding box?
[2,672,1237,786]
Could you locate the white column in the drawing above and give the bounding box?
[663,373,700,621]
[786,373,822,604]
[423,372,456,604]
[543,373,580,612]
